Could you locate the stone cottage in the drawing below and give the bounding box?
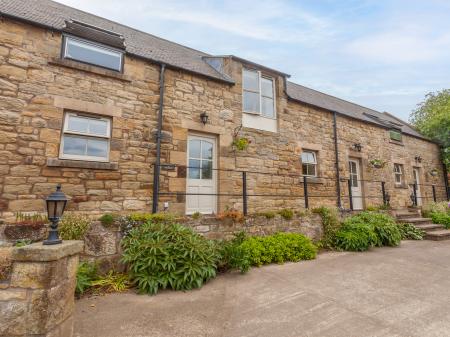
[0,0,447,221]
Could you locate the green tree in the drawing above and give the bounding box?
[409,89,450,168]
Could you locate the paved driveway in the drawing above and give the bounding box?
[74,240,450,337]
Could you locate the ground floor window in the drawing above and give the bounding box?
[394,163,404,185]
[301,150,317,177]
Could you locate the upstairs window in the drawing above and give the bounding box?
[60,112,111,162]
[63,35,123,72]
[394,164,404,185]
[390,129,402,142]
[243,69,275,119]
[301,151,317,177]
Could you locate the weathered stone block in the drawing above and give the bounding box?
[123,199,146,210]
[84,223,117,256]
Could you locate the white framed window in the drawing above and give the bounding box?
[394,164,403,185]
[60,112,111,162]
[63,35,123,72]
[301,151,317,177]
[242,68,275,119]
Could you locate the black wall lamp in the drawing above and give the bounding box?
[200,112,209,125]
[415,155,422,163]
[352,143,362,152]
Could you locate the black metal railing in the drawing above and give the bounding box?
[155,164,449,215]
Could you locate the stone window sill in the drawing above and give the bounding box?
[389,140,404,146]
[47,158,118,170]
[394,184,408,189]
[48,58,132,82]
[300,176,323,184]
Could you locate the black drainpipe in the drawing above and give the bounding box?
[152,63,166,213]
[333,111,342,208]
[442,154,449,201]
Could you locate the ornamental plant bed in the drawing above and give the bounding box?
[3,222,47,242]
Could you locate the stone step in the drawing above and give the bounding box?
[425,229,450,241]
[397,217,432,224]
[414,223,445,232]
[395,213,421,219]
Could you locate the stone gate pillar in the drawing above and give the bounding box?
[0,241,83,337]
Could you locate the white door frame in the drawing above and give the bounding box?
[186,133,217,215]
[349,159,363,210]
[413,167,422,206]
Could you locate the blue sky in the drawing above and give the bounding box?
[57,0,450,121]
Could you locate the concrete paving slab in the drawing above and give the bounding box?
[74,240,450,337]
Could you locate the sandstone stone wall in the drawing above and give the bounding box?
[0,18,445,220]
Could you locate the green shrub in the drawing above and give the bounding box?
[334,211,401,251]
[312,206,341,248]
[240,232,317,267]
[334,223,379,251]
[278,209,294,220]
[15,239,32,247]
[76,262,98,295]
[191,211,201,220]
[99,213,117,227]
[121,221,218,295]
[422,201,450,217]
[216,231,250,273]
[59,213,91,240]
[431,212,450,229]
[128,212,175,223]
[397,223,424,240]
[256,211,276,219]
[90,271,130,293]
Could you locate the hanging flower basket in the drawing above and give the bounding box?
[430,168,439,177]
[369,159,386,169]
[232,137,250,151]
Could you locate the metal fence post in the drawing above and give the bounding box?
[381,181,387,206]
[242,171,248,216]
[432,185,437,202]
[348,179,353,211]
[413,183,418,206]
[303,176,309,209]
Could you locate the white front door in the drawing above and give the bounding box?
[349,159,363,210]
[413,167,422,206]
[186,135,217,214]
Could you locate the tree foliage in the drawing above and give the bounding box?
[409,89,450,168]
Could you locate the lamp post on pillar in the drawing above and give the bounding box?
[43,184,68,245]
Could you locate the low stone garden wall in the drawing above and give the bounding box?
[0,212,325,275]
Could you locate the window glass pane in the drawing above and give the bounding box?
[243,69,259,91]
[189,140,201,158]
[86,138,108,158]
[201,141,213,160]
[188,159,200,179]
[390,130,402,141]
[63,135,87,156]
[302,163,316,176]
[262,97,274,118]
[65,37,122,71]
[352,174,358,187]
[67,115,89,133]
[201,161,213,180]
[89,119,109,136]
[243,91,260,113]
[261,78,274,98]
[301,152,316,164]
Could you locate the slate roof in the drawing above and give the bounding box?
[0,0,428,141]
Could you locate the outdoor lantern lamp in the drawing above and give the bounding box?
[200,112,209,125]
[43,184,68,245]
[353,143,362,152]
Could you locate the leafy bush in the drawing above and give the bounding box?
[397,223,424,240]
[431,212,450,229]
[422,201,450,217]
[76,262,98,295]
[118,213,176,236]
[312,206,341,248]
[191,211,201,220]
[256,211,276,219]
[99,213,117,227]
[278,208,294,220]
[15,239,32,247]
[240,232,317,267]
[121,221,218,295]
[76,262,129,296]
[216,231,250,273]
[334,212,401,251]
[59,213,91,240]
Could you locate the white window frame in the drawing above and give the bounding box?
[301,150,318,177]
[62,35,124,72]
[394,164,403,185]
[242,68,276,119]
[60,112,111,162]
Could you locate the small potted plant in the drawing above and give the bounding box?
[232,137,251,151]
[369,159,386,169]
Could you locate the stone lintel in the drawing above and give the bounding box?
[12,241,84,262]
